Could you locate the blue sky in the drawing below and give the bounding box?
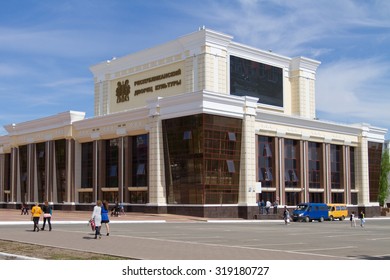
[1,0,389,137]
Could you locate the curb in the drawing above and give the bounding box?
[0,252,40,260]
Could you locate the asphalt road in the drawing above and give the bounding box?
[1,219,390,260]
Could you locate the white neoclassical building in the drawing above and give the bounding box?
[0,28,387,218]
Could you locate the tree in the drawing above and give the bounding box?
[378,149,390,207]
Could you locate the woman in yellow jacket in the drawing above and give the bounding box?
[31,202,42,232]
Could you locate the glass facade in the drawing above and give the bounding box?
[55,139,66,203]
[310,192,324,203]
[102,138,119,202]
[284,139,300,188]
[126,134,149,204]
[36,142,46,202]
[284,139,301,206]
[81,142,93,188]
[368,141,383,202]
[308,142,322,189]
[2,153,11,202]
[80,142,93,203]
[350,147,355,190]
[19,145,28,203]
[163,114,242,204]
[285,192,300,206]
[258,136,274,187]
[330,144,342,189]
[105,138,119,188]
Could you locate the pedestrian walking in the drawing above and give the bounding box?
[21,202,29,215]
[273,200,278,214]
[265,200,271,214]
[260,200,265,214]
[31,202,42,232]
[359,211,365,227]
[101,200,110,236]
[350,211,356,227]
[283,206,290,225]
[41,200,52,231]
[91,200,102,239]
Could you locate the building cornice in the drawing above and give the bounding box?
[73,107,149,131]
[152,90,258,120]
[4,111,85,136]
[256,110,387,143]
[228,41,291,69]
[290,56,321,74]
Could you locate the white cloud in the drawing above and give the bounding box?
[316,58,390,125]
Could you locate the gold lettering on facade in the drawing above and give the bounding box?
[134,69,181,86]
[116,80,131,103]
[132,68,182,97]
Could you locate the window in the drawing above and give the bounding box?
[55,139,66,203]
[228,132,236,141]
[350,147,355,189]
[308,142,321,189]
[2,153,11,202]
[81,142,93,188]
[368,142,383,202]
[331,193,344,203]
[330,145,342,189]
[132,135,148,187]
[284,139,300,188]
[285,192,300,206]
[36,142,46,202]
[183,131,192,140]
[163,114,242,204]
[124,134,149,204]
[226,160,235,173]
[136,163,145,175]
[105,139,119,188]
[309,192,323,203]
[258,136,274,188]
[19,145,28,202]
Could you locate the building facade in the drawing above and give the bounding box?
[0,29,387,218]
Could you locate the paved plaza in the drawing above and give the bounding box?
[0,209,390,260]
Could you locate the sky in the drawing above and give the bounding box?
[0,0,389,138]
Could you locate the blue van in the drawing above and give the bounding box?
[292,203,329,222]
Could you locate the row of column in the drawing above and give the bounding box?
[6,139,74,204]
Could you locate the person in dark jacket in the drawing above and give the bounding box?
[41,200,52,231]
[101,200,110,236]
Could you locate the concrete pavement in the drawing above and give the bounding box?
[1,209,390,260]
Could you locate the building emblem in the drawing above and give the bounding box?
[116,80,130,103]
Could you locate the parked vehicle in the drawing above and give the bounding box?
[327,204,348,221]
[292,203,329,222]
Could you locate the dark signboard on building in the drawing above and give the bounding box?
[230,55,283,107]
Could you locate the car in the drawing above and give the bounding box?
[327,204,348,221]
[292,203,329,222]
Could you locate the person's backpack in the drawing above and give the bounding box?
[350,214,353,221]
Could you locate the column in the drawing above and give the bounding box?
[301,140,309,203]
[238,96,258,206]
[278,137,284,205]
[147,99,167,206]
